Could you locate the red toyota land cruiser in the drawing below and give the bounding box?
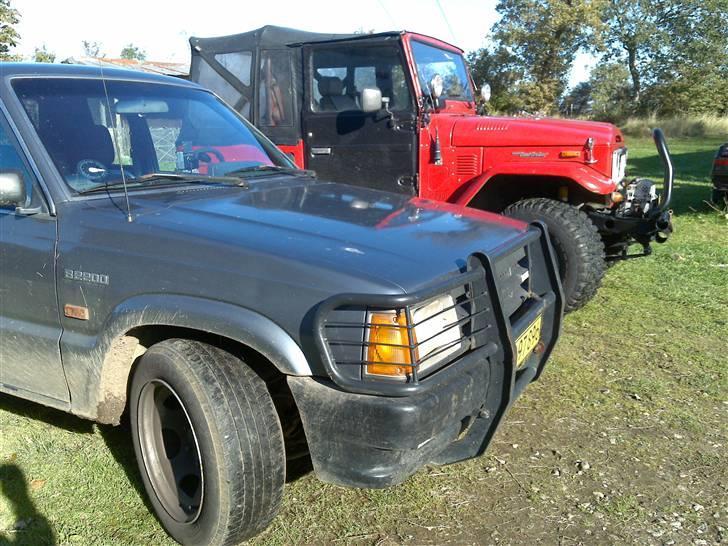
[189,26,674,311]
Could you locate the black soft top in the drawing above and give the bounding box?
[189,26,406,146]
[189,25,402,52]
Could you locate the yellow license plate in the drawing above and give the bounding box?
[515,314,543,367]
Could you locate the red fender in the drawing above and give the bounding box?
[448,162,618,207]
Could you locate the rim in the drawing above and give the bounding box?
[137,379,204,524]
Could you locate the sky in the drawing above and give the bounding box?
[11,0,595,87]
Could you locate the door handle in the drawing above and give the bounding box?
[310,147,332,156]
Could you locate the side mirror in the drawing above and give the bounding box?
[0,171,26,207]
[361,87,383,113]
[480,83,491,103]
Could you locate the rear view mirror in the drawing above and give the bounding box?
[480,83,492,102]
[115,99,169,114]
[0,171,26,207]
[361,88,383,113]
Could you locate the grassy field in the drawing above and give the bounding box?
[1,137,726,545]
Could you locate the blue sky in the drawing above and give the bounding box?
[12,0,595,86]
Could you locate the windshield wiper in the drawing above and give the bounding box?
[226,164,315,177]
[78,172,248,194]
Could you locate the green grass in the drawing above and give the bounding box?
[622,114,728,139]
[1,137,726,545]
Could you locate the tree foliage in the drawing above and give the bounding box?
[599,0,728,117]
[467,46,524,114]
[120,43,146,61]
[471,0,604,114]
[0,0,20,61]
[82,40,103,58]
[32,44,55,63]
[469,0,728,119]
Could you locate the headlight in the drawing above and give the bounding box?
[612,149,627,183]
[364,294,463,379]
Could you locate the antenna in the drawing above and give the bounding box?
[98,63,133,222]
[434,0,457,43]
[376,0,398,28]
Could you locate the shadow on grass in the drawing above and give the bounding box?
[97,417,158,518]
[629,149,715,216]
[0,396,93,435]
[0,464,55,546]
[0,395,154,530]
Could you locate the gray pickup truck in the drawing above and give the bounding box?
[0,64,562,545]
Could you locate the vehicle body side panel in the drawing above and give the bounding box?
[0,210,68,402]
[61,294,311,421]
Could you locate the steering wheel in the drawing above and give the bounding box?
[191,147,225,163]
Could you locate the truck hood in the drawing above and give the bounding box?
[108,177,530,293]
[450,115,621,148]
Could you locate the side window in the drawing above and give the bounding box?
[196,55,251,118]
[258,50,294,127]
[311,46,412,113]
[215,52,252,85]
[312,66,346,107]
[0,117,34,209]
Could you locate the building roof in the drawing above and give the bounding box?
[61,56,189,77]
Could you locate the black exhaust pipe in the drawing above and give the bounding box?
[653,128,674,211]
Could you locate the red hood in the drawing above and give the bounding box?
[450,115,621,148]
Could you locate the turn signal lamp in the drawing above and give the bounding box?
[559,150,581,159]
[364,295,463,379]
[365,311,417,377]
[610,191,625,204]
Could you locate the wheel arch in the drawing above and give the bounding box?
[64,294,311,425]
[464,174,605,213]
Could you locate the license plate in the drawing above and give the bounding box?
[515,314,543,367]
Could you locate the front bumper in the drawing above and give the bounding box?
[588,128,675,259]
[588,204,673,258]
[289,225,562,488]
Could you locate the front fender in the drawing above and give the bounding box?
[450,163,616,206]
[61,294,311,422]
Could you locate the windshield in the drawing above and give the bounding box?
[12,78,291,193]
[410,40,473,102]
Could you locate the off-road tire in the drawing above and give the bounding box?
[504,198,605,312]
[129,339,285,546]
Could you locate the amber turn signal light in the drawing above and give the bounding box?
[559,150,581,159]
[610,192,625,204]
[365,311,418,377]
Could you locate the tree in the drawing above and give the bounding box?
[598,0,728,116]
[82,40,103,57]
[560,81,593,117]
[484,0,605,114]
[598,0,655,105]
[120,43,146,61]
[467,46,525,114]
[587,62,632,121]
[32,44,55,63]
[0,0,20,61]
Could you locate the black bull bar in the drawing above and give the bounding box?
[588,128,674,259]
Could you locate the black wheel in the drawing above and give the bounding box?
[504,198,605,312]
[130,339,285,546]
